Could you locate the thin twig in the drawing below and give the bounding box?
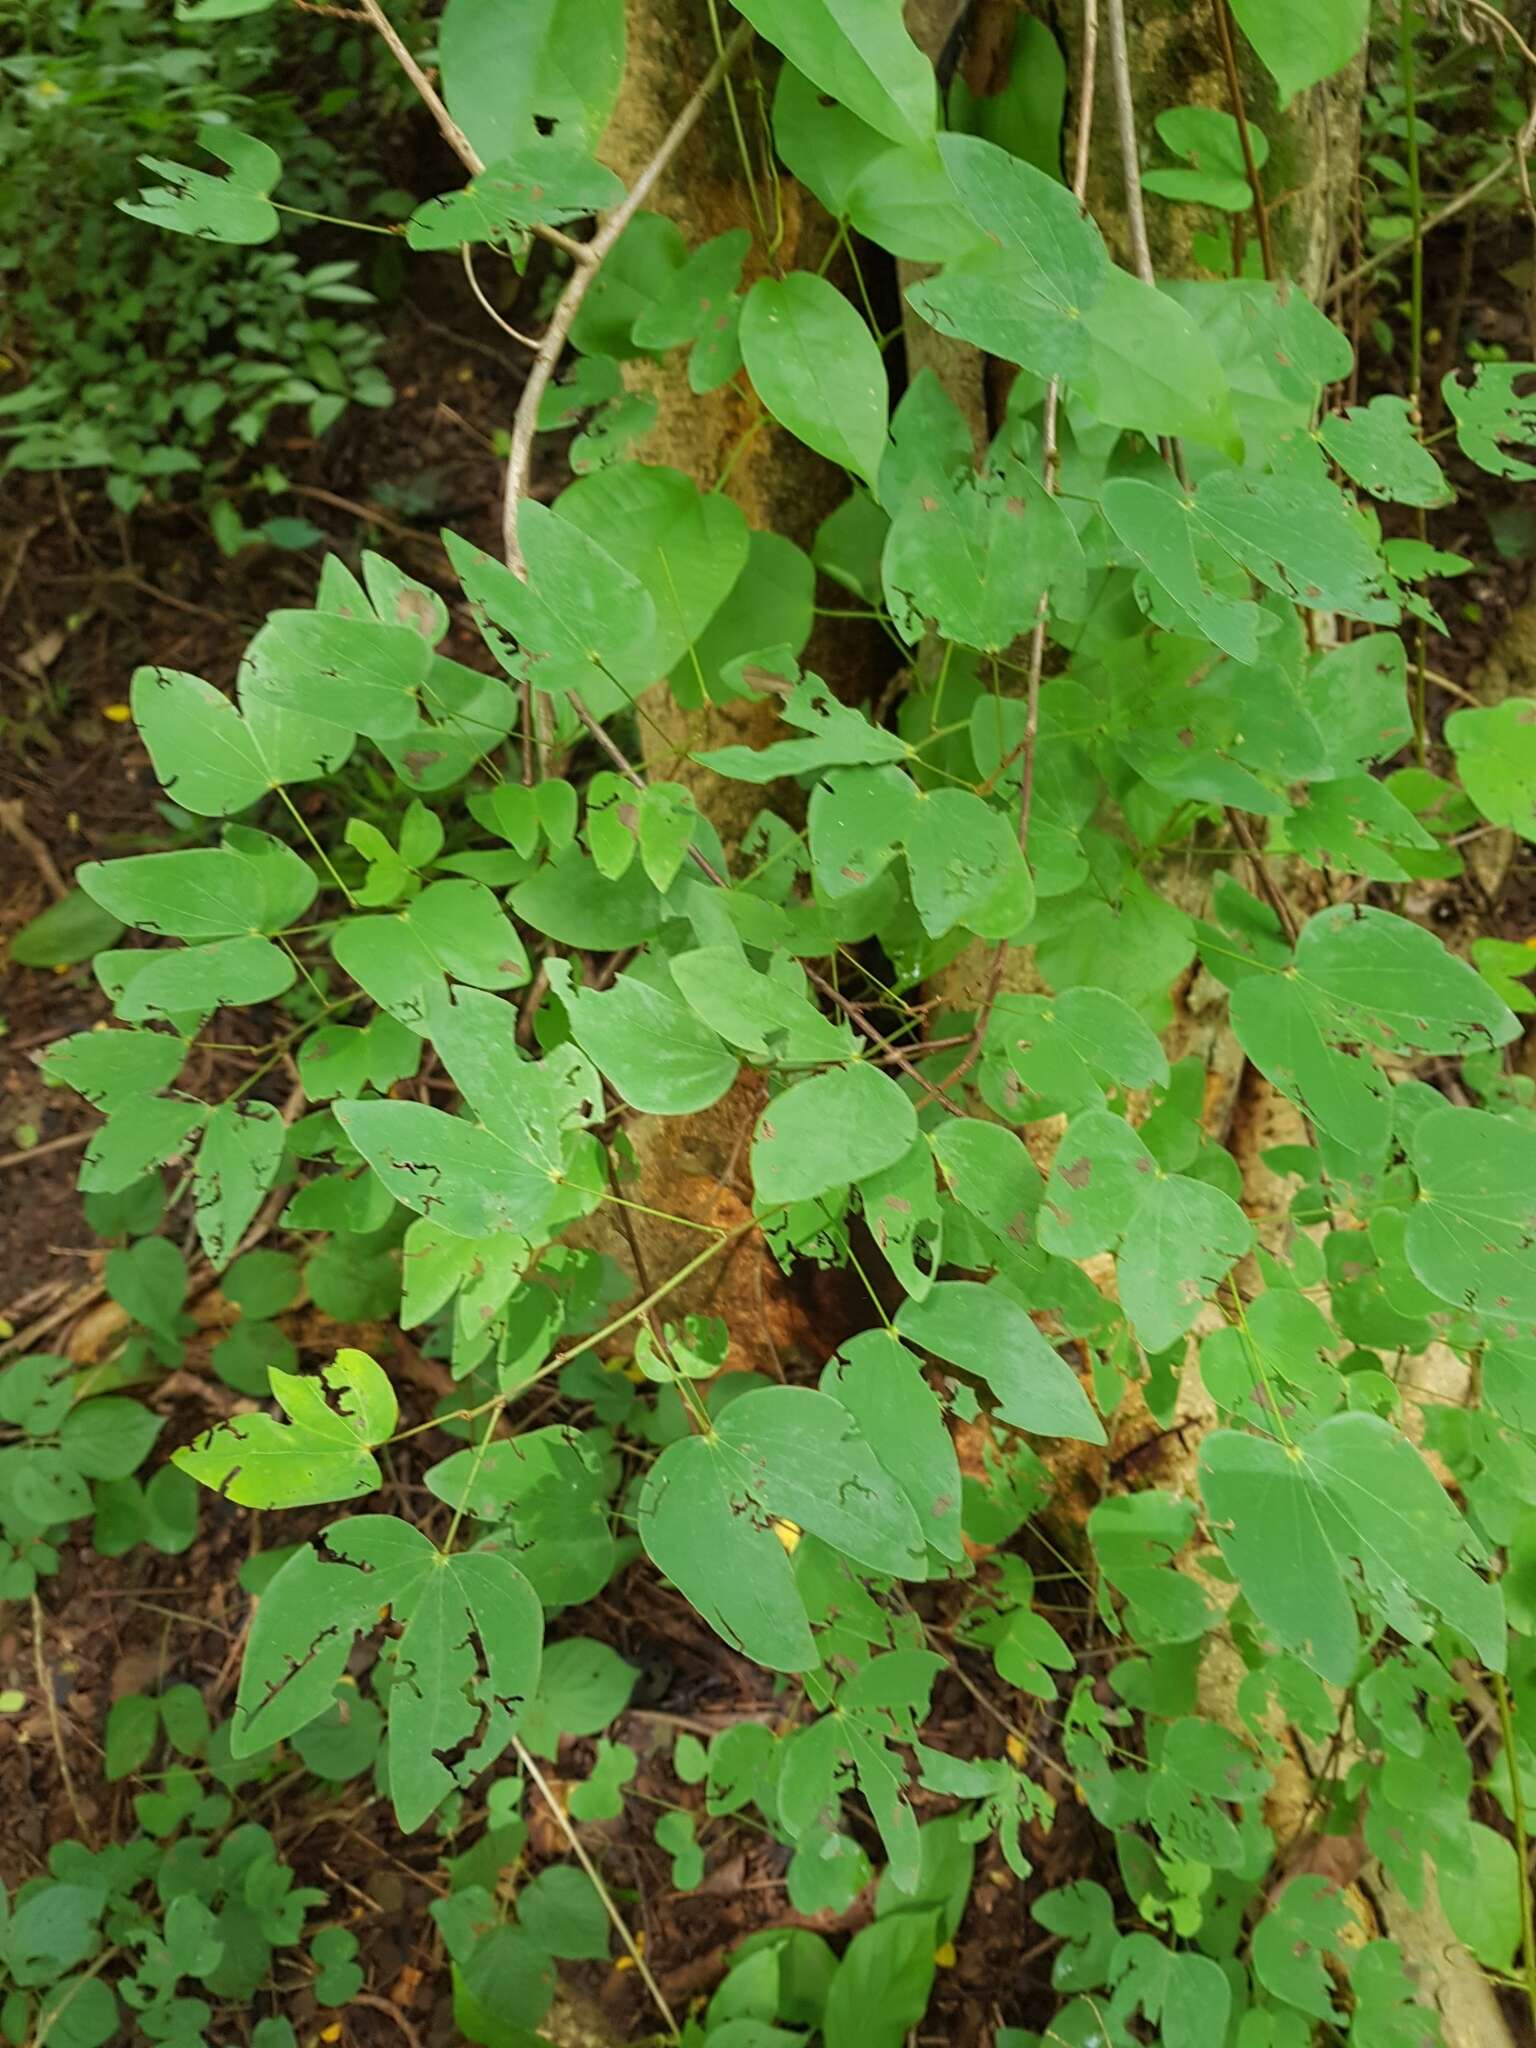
[1226,807,1300,944]
[31,1593,88,1837]
[0,1128,90,1173]
[0,800,68,901]
[1104,0,1153,285]
[512,1738,681,2039]
[501,21,754,573]
[1494,1672,1536,2038]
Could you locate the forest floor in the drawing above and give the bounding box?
[3,182,1536,2048]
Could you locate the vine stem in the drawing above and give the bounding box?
[1212,0,1275,281]
[500,21,755,574]
[31,1592,87,1837]
[1104,0,1153,286]
[513,1738,682,2042]
[1493,1671,1536,2035]
[938,0,1098,1096]
[1398,0,1431,765]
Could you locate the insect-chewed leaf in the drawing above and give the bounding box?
[438,0,625,163]
[240,610,431,743]
[130,666,346,817]
[699,672,909,782]
[42,1027,187,1111]
[1406,1105,1536,1321]
[1442,360,1536,481]
[896,1280,1105,1443]
[1200,1410,1505,1685]
[822,1329,963,1561]
[193,1099,285,1270]
[236,1512,542,1829]
[1318,394,1451,508]
[118,125,281,244]
[670,946,855,1064]
[331,879,529,1031]
[405,139,624,250]
[638,1383,924,1667]
[735,0,935,148]
[174,1348,398,1507]
[426,1425,615,1608]
[752,1062,917,1204]
[982,986,1169,1119]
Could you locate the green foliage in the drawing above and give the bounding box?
[19,0,1536,2042]
[0,0,398,511]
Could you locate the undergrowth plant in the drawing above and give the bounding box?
[0,0,405,518]
[11,0,1536,2042]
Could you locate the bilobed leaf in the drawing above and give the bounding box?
[896,1280,1105,1443]
[752,1063,917,1204]
[439,0,625,159]
[1195,469,1399,623]
[984,986,1169,1117]
[445,512,657,705]
[406,139,624,250]
[241,610,431,742]
[119,125,280,244]
[1319,395,1451,508]
[1200,1410,1505,1685]
[426,1425,615,1608]
[557,463,750,683]
[1406,1105,1536,1320]
[43,1028,186,1111]
[904,788,1035,940]
[700,674,909,782]
[193,1099,285,1268]
[822,1329,963,1560]
[669,947,855,1063]
[331,879,529,1030]
[882,459,1084,651]
[80,1097,208,1195]
[1443,362,1536,481]
[106,935,295,1022]
[1101,478,1261,664]
[734,0,935,147]
[79,829,316,940]
[550,960,737,1114]
[1077,270,1239,454]
[638,1382,925,1667]
[1229,0,1367,103]
[174,1348,398,1508]
[131,667,345,816]
[741,274,889,491]
[1446,698,1536,839]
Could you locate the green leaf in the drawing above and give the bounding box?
[332,879,529,1030]
[698,673,909,782]
[882,459,1084,652]
[1446,697,1536,839]
[119,125,280,244]
[1101,479,1261,663]
[741,274,889,491]
[1200,1411,1505,1685]
[1038,1113,1252,1351]
[447,511,657,705]
[897,1281,1105,1443]
[520,1637,636,1757]
[104,935,296,1023]
[174,1348,397,1507]
[42,1027,186,1111]
[131,666,344,816]
[556,464,750,683]
[518,1867,610,1961]
[1443,362,1536,481]
[104,1694,159,1781]
[241,609,431,742]
[822,1329,964,1561]
[904,789,1035,940]
[338,993,599,1238]
[80,1097,207,1195]
[193,1100,285,1269]
[640,1384,925,1666]
[1251,1875,1352,2019]
[438,0,625,159]
[670,946,854,1063]
[984,986,1169,1119]
[1439,1821,1520,1972]
[79,828,316,940]
[1319,395,1451,508]
[1406,1105,1536,1320]
[1077,270,1239,454]
[909,136,1107,378]
[406,140,624,250]
[1229,0,1367,103]
[9,890,124,968]
[104,1236,188,1343]
[426,1425,614,1608]
[845,141,984,263]
[752,1063,917,1204]
[59,1398,161,1481]
[734,0,935,147]
[549,961,737,1115]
